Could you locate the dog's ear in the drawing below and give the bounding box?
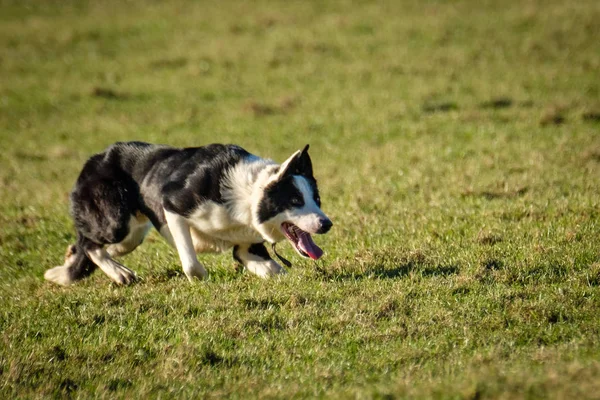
[295,144,313,177]
[275,144,313,180]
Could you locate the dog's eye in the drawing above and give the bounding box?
[290,197,303,206]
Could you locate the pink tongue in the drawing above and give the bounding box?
[297,233,324,260]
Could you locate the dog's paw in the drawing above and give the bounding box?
[110,265,137,285]
[247,260,286,278]
[44,265,75,286]
[183,262,208,282]
[267,261,287,277]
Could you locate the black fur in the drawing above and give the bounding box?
[296,146,320,206]
[233,243,272,263]
[248,243,271,259]
[256,176,320,222]
[273,144,314,178]
[160,145,250,216]
[64,237,98,281]
[232,244,274,273]
[257,176,304,223]
[308,178,321,207]
[64,141,250,281]
[286,145,320,206]
[71,153,141,245]
[71,142,249,235]
[257,144,320,222]
[289,144,314,177]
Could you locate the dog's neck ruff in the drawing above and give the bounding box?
[222,157,279,238]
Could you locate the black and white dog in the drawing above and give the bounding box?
[44,142,332,285]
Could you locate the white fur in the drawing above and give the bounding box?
[86,247,137,285]
[224,155,276,222]
[287,176,327,233]
[149,152,325,280]
[182,157,278,252]
[254,175,325,244]
[235,244,285,278]
[273,150,301,180]
[44,245,79,286]
[164,209,208,281]
[44,265,74,286]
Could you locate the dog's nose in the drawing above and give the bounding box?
[316,218,333,234]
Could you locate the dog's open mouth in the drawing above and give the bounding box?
[281,222,323,260]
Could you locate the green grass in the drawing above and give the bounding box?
[1,0,600,398]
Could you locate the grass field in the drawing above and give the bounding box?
[1,0,600,398]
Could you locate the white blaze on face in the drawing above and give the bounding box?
[253,166,332,260]
[286,176,327,233]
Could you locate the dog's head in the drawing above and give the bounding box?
[255,145,332,260]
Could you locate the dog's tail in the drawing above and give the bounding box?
[44,234,97,286]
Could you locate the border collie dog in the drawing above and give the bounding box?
[44,142,332,285]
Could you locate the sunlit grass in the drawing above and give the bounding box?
[1,0,600,398]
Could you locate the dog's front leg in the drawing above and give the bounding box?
[234,243,286,278]
[164,210,208,281]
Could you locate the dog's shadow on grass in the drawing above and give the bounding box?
[314,262,459,281]
[148,258,459,283]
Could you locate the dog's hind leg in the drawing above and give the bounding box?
[67,156,143,284]
[233,243,286,278]
[44,237,98,286]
